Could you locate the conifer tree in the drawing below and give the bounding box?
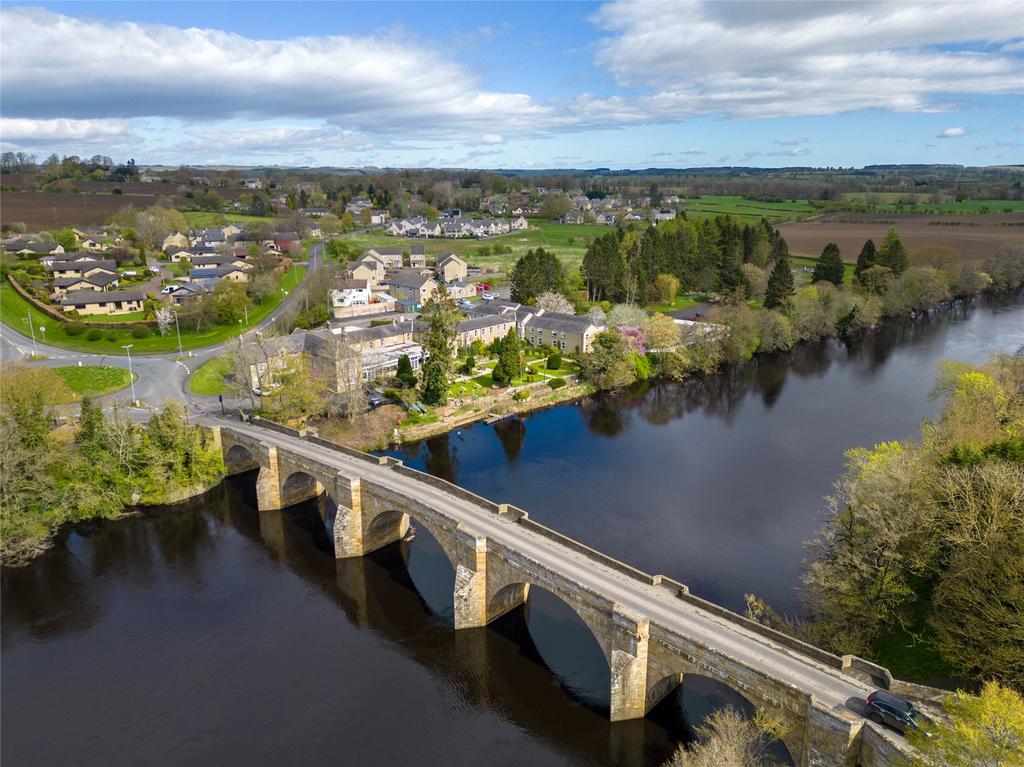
[812,242,844,285]
[877,228,908,274]
[763,254,795,309]
[854,238,877,279]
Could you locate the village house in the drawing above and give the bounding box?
[521,310,603,353]
[162,232,190,251]
[511,215,529,230]
[52,272,120,298]
[435,253,468,283]
[49,257,118,280]
[6,239,65,257]
[61,289,145,316]
[408,245,427,268]
[188,264,250,282]
[331,278,372,308]
[445,282,477,300]
[361,247,403,270]
[454,314,516,348]
[389,268,437,308]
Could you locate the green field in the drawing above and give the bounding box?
[183,212,276,227]
[336,219,614,273]
[1,265,305,355]
[54,365,134,398]
[840,193,1024,215]
[189,355,233,395]
[683,196,820,223]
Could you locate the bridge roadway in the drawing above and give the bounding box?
[213,417,908,765]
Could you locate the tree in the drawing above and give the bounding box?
[907,682,1024,767]
[606,303,648,328]
[154,307,174,337]
[211,281,250,324]
[492,327,524,386]
[539,193,570,221]
[763,254,794,310]
[653,273,680,304]
[322,332,365,421]
[663,708,785,767]
[52,228,78,252]
[854,239,877,280]
[578,329,635,389]
[260,357,330,426]
[876,227,908,275]
[812,243,844,285]
[396,354,417,388]
[535,291,574,314]
[510,247,565,303]
[418,291,460,405]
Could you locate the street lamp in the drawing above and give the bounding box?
[122,344,138,405]
[173,309,183,358]
[39,325,46,346]
[23,313,38,356]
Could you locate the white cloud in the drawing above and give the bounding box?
[0,117,134,145]
[0,7,552,139]
[774,138,808,147]
[480,134,505,144]
[591,0,1023,119]
[680,148,706,155]
[937,126,970,138]
[767,146,810,157]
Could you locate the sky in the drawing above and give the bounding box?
[1,0,1022,169]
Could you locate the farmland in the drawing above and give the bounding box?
[681,195,819,223]
[1,190,190,229]
[840,193,1024,215]
[777,212,1023,265]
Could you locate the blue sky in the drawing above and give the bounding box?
[1,1,1022,169]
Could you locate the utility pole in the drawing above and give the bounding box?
[122,344,137,405]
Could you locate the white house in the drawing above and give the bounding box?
[331,278,373,308]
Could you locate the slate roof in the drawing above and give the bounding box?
[61,289,145,305]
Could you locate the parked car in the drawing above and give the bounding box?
[481,291,498,300]
[366,393,384,410]
[865,690,930,735]
[148,266,161,274]
[160,285,180,295]
[475,283,492,292]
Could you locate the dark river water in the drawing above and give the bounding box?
[3,292,1023,767]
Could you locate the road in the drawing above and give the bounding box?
[214,416,909,756]
[0,241,324,410]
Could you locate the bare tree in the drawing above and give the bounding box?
[321,331,366,422]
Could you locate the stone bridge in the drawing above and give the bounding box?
[213,418,911,767]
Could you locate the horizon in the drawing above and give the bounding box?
[2,1,1022,169]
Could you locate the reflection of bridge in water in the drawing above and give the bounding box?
[214,417,911,767]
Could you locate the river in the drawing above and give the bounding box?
[3,292,1022,767]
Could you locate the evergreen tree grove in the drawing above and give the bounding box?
[418,291,460,405]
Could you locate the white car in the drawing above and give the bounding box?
[160,285,181,295]
[148,266,161,274]
[481,291,498,300]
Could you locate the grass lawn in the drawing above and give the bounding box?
[683,195,820,223]
[527,359,579,377]
[189,356,234,395]
[183,212,276,227]
[54,365,133,399]
[75,310,150,324]
[648,292,705,313]
[1,265,305,355]
[336,218,614,274]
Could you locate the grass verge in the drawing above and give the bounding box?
[53,365,133,399]
[189,356,233,395]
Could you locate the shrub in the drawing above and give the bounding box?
[131,323,150,338]
[460,355,476,375]
[105,329,120,342]
[548,377,566,390]
[65,320,86,336]
[86,328,102,341]
[546,353,562,370]
[512,389,530,401]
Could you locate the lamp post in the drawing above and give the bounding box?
[24,313,38,356]
[122,344,137,405]
[173,309,183,358]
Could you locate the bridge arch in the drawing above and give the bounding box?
[364,507,460,569]
[279,469,327,510]
[646,665,800,765]
[489,581,612,712]
[225,443,259,474]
